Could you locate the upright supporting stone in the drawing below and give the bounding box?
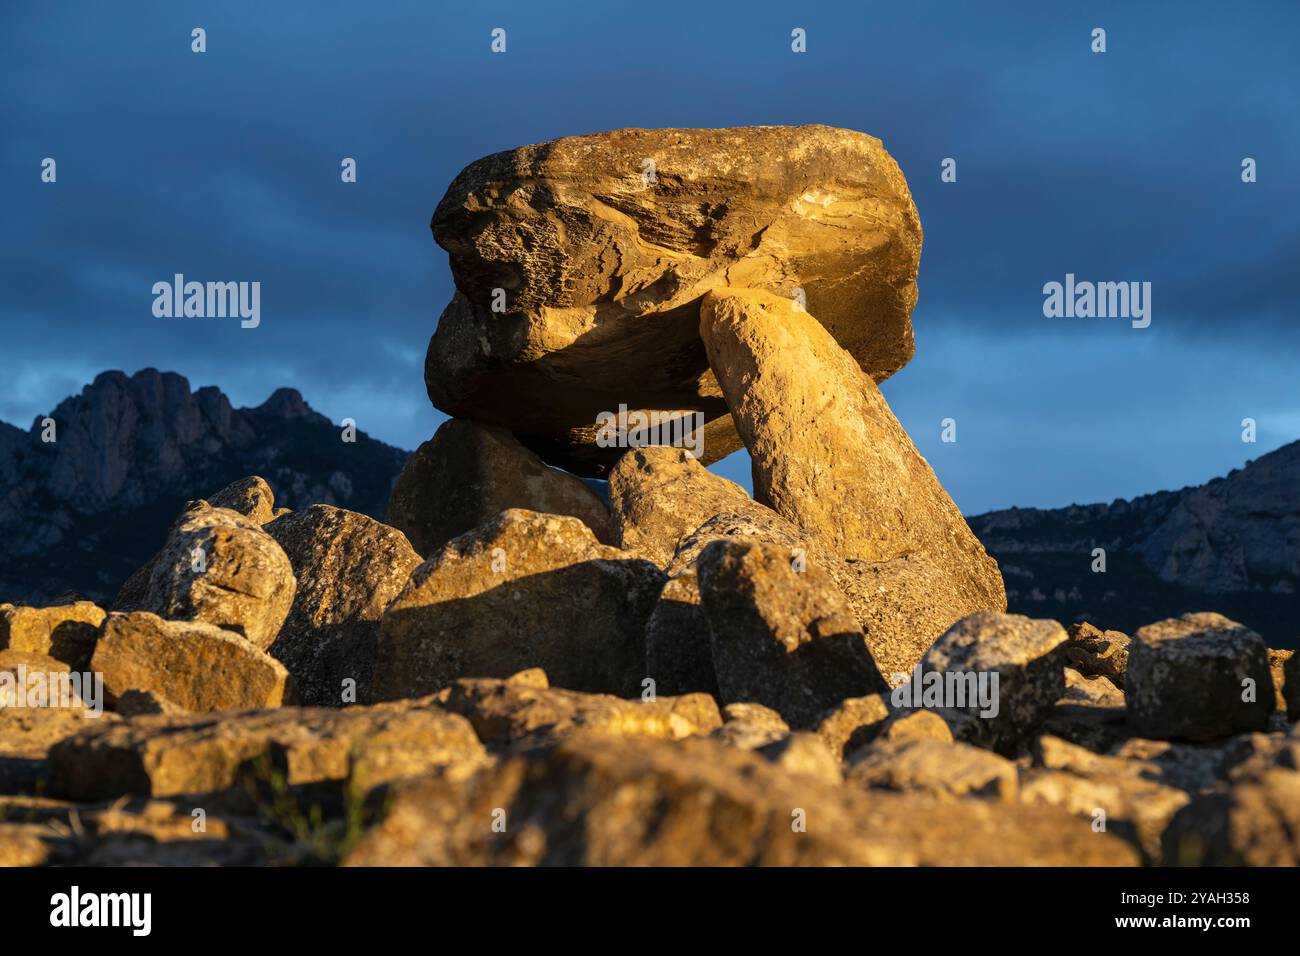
[700,288,1006,677]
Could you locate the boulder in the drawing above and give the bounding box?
[0,668,114,793]
[712,702,791,750]
[910,611,1067,756]
[0,824,56,866]
[696,539,884,727]
[373,510,664,700]
[755,732,842,785]
[425,125,922,476]
[208,475,277,525]
[700,288,1005,678]
[56,798,273,867]
[433,672,721,748]
[92,612,289,713]
[138,501,296,650]
[48,699,488,801]
[1,705,111,766]
[1162,770,1300,866]
[1127,613,1273,741]
[813,694,891,761]
[645,509,813,698]
[386,418,612,557]
[0,601,104,669]
[343,733,1137,866]
[643,572,719,699]
[1019,736,1191,862]
[1062,667,1125,708]
[265,505,422,706]
[848,738,1018,801]
[608,445,756,567]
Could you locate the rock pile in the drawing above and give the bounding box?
[1,126,1295,867]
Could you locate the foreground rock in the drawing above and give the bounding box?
[1162,770,1300,865]
[425,125,922,476]
[645,509,813,698]
[374,510,663,700]
[848,738,1018,801]
[1019,736,1191,862]
[712,702,791,750]
[0,796,277,866]
[92,612,289,712]
[815,695,955,763]
[136,501,296,650]
[343,733,1137,866]
[0,677,114,793]
[434,671,721,748]
[0,601,104,669]
[1127,613,1273,741]
[700,288,1005,678]
[48,700,488,802]
[697,539,884,727]
[386,418,612,557]
[266,506,421,706]
[911,612,1067,755]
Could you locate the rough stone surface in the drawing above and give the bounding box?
[916,611,1068,756]
[1162,769,1300,866]
[721,702,789,731]
[92,612,289,713]
[608,445,757,567]
[425,125,923,476]
[0,648,70,679]
[373,510,664,700]
[266,505,421,707]
[669,509,815,576]
[0,796,280,867]
[1020,736,1191,862]
[1064,621,1130,688]
[48,699,488,801]
[115,688,185,717]
[712,703,791,750]
[645,508,813,699]
[0,601,104,670]
[643,572,719,699]
[755,732,842,785]
[697,539,884,727]
[700,288,1005,678]
[137,501,296,650]
[814,694,891,761]
[875,709,955,747]
[1128,613,1273,741]
[386,418,612,558]
[343,733,1137,867]
[848,738,1018,801]
[434,672,721,748]
[208,475,277,525]
[1063,667,1125,708]
[1,698,115,794]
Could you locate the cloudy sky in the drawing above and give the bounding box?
[2,0,1296,514]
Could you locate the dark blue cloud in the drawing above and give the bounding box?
[2,0,1297,513]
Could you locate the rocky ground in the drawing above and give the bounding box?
[3,125,1297,867]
